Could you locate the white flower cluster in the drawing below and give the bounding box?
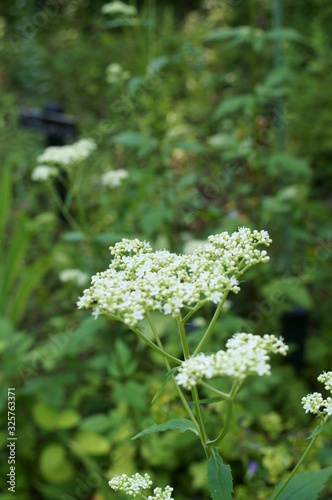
[59,269,90,286]
[109,473,152,497]
[101,1,137,17]
[106,63,131,84]
[301,371,332,416]
[175,333,288,389]
[317,371,332,392]
[148,486,174,500]
[77,228,271,327]
[36,139,96,167]
[101,168,129,188]
[109,473,174,499]
[31,165,58,181]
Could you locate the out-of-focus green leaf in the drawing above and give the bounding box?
[132,418,199,439]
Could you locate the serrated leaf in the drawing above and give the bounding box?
[207,448,233,500]
[267,466,332,500]
[132,418,199,440]
[151,367,179,405]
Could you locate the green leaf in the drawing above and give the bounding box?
[33,402,59,430]
[132,418,199,440]
[267,153,311,179]
[61,231,85,242]
[205,26,251,43]
[267,466,332,500]
[111,131,158,157]
[151,367,179,405]
[307,424,324,440]
[8,254,52,325]
[212,94,254,120]
[147,55,169,74]
[264,27,304,43]
[39,443,74,483]
[207,448,233,500]
[207,133,239,151]
[56,410,80,429]
[171,140,207,153]
[74,430,111,455]
[80,414,112,432]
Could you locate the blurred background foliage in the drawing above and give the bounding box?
[0,0,332,498]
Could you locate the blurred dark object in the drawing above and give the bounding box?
[20,102,77,145]
[281,307,309,373]
[20,102,78,222]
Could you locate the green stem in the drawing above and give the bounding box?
[177,313,191,360]
[199,381,231,400]
[193,291,229,356]
[146,311,200,435]
[48,182,82,232]
[177,314,209,452]
[206,382,238,446]
[270,433,320,500]
[191,385,209,450]
[181,301,206,324]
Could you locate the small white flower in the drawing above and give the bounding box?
[59,269,90,286]
[106,63,131,84]
[101,168,129,188]
[31,165,58,181]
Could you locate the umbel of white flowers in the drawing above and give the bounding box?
[109,473,174,499]
[37,138,96,166]
[302,371,332,416]
[175,333,288,389]
[77,227,271,327]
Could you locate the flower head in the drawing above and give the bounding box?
[148,485,174,500]
[77,228,271,327]
[109,473,152,497]
[37,138,96,167]
[106,63,131,84]
[301,370,332,417]
[59,269,90,286]
[101,168,129,188]
[31,165,58,181]
[175,333,288,389]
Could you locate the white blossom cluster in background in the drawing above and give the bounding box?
[101,168,129,188]
[302,371,332,416]
[77,228,271,327]
[31,165,58,181]
[59,269,90,286]
[32,138,96,182]
[101,1,137,17]
[109,473,174,499]
[106,63,131,84]
[175,333,288,389]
